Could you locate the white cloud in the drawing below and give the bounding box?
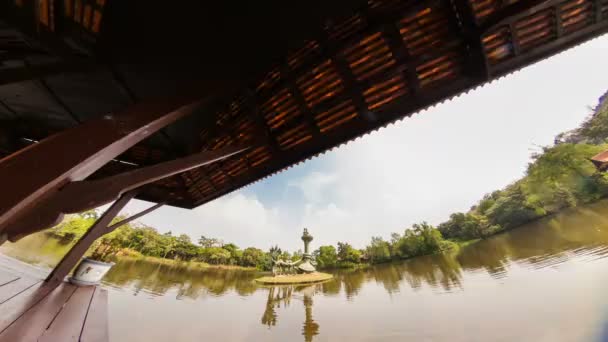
[289,172,338,203]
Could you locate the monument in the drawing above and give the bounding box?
[298,228,316,273]
[255,228,333,285]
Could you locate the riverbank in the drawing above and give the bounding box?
[110,250,258,271]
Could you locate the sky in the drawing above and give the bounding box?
[115,35,608,251]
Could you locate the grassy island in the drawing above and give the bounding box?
[255,272,333,285]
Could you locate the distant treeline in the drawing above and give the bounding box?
[305,91,608,268]
[437,91,608,242]
[50,91,608,270]
[50,214,277,270]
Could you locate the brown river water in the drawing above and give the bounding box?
[4,200,608,341]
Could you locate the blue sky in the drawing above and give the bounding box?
[120,34,608,251]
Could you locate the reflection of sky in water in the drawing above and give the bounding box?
[6,200,608,341]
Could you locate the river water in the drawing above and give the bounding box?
[4,201,608,341]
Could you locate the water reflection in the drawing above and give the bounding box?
[5,200,608,340]
[103,260,259,298]
[261,284,321,342]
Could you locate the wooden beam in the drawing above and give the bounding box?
[2,145,248,241]
[595,0,603,23]
[491,20,608,76]
[0,95,204,236]
[382,23,422,99]
[106,203,164,230]
[45,191,137,285]
[480,0,557,33]
[59,145,249,212]
[450,0,490,81]
[280,65,322,138]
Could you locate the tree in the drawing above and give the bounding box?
[438,212,490,240]
[314,245,338,268]
[201,247,231,264]
[240,247,266,268]
[172,234,198,260]
[291,249,303,261]
[90,224,135,261]
[198,235,219,248]
[366,237,391,264]
[337,242,361,263]
[485,185,541,230]
[50,212,97,241]
[221,243,241,265]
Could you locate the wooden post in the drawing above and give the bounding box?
[45,191,137,285]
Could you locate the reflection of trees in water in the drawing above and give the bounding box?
[260,285,321,342]
[321,278,341,295]
[330,254,464,295]
[457,203,608,275]
[332,270,366,299]
[104,259,258,299]
[324,201,608,295]
[399,253,463,291]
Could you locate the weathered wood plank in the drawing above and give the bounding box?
[0,254,49,280]
[0,269,19,287]
[0,283,76,342]
[39,286,95,342]
[80,288,109,342]
[0,282,52,331]
[0,276,40,304]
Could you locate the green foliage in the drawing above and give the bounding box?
[439,213,483,240]
[392,222,447,259]
[314,223,451,269]
[337,242,361,263]
[241,247,266,268]
[51,212,277,269]
[50,211,97,240]
[439,137,608,241]
[556,92,608,144]
[366,237,391,264]
[314,245,338,268]
[198,235,219,248]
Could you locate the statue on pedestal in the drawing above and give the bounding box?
[297,228,316,273]
[271,228,317,276]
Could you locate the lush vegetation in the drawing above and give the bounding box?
[48,91,608,271]
[50,213,277,270]
[313,222,455,269]
[313,91,608,269]
[438,92,608,242]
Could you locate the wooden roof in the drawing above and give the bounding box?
[1,0,608,208]
[591,150,608,170]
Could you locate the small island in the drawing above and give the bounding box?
[255,228,333,285]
